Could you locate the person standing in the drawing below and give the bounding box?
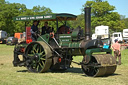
[30,20,39,41]
[111,39,121,65]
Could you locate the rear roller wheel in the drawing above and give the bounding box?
[81,54,117,77]
[25,41,52,73]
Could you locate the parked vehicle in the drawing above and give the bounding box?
[14,33,23,39]
[92,25,111,48]
[0,30,7,44]
[123,29,128,42]
[14,32,26,44]
[92,25,109,40]
[111,32,123,43]
[6,37,18,45]
[111,29,128,51]
[111,29,128,43]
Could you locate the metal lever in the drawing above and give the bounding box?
[53,37,61,48]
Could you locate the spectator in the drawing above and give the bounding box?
[111,39,121,65]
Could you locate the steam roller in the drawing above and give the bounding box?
[12,7,117,77]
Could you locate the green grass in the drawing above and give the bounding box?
[0,44,128,85]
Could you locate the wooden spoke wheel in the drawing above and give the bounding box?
[25,41,52,73]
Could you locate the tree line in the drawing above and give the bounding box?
[0,0,127,35]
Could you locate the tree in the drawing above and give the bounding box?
[122,18,128,29]
[32,5,52,15]
[77,0,126,33]
[0,1,28,35]
[0,1,53,35]
[94,0,102,2]
[0,0,5,4]
[83,0,125,31]
[69,14,85,30]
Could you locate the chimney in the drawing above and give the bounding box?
[84,7,91,40]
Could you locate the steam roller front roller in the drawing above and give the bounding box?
[81,54,117,77]
[24,41,52,73]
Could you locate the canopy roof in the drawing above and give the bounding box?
[13,13,77,21]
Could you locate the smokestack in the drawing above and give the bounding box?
[84,7,91,40]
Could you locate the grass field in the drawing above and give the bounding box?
[0,44,128,85]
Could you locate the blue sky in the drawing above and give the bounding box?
[5,0,128,18]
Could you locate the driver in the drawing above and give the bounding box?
[30,20,39,41]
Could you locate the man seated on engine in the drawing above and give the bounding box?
[42,21,53,35]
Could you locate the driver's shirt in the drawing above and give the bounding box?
[30,24,38,41]
[31,24,38,33]
[41,26,52,35]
